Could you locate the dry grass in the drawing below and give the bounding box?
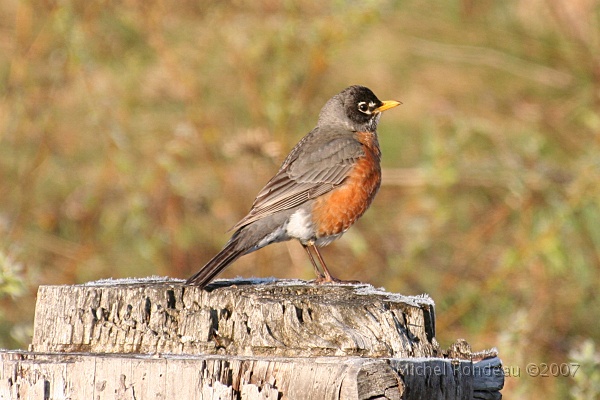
[1,0,600,397]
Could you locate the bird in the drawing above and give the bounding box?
[186,85,401,287]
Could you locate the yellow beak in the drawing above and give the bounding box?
[374,100,402,113]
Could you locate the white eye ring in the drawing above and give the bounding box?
[358,101,370,114]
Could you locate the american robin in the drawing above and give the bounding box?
[186,85,401,287]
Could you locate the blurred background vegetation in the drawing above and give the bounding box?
[1,0,599,397]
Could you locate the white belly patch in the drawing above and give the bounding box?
[286,209,314,242]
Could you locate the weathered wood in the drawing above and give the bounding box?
[31,278,438,358]
[0,351,503,400]
[471,357,504,400]
[0,351,405,399]
[0,278,504,399]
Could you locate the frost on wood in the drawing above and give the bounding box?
[31,278,439,358]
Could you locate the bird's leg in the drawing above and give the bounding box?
[302,244,324,280]
[312,244,362,285]
[312,245,338,283]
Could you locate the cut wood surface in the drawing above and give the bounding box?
[31,278,438,358]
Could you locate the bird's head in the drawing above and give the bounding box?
[318,85,401,132]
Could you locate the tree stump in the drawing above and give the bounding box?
[0,278,504,399]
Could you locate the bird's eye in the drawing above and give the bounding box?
[358,101,370,114]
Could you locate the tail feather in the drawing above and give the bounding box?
[186,240,245,287]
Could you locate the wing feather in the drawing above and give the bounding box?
[231,131,364,230]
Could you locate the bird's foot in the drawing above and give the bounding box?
[312,276,362,285]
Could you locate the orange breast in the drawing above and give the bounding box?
[311,133,381,238]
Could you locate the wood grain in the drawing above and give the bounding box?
[31,278,438,358]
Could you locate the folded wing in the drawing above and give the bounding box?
[232,130,364,230]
